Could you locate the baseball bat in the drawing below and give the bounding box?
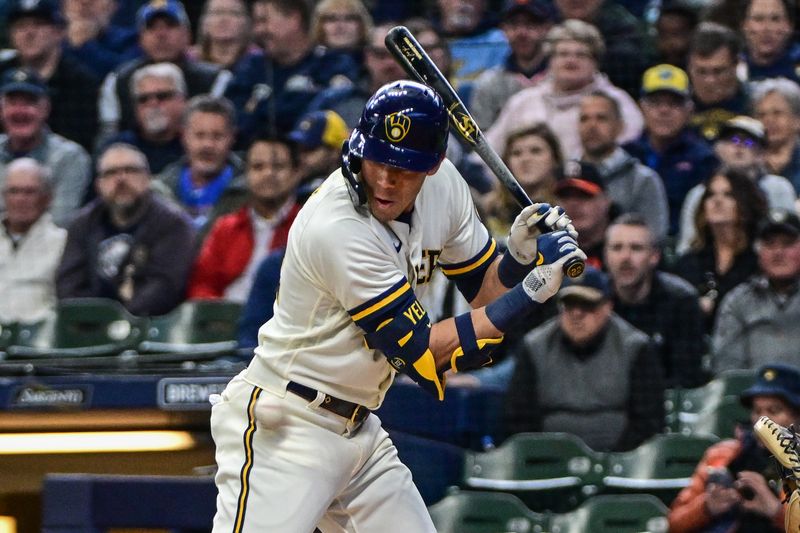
[384,26,584,278]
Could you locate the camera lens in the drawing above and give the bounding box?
[739,486,755,500]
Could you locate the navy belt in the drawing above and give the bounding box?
[287,381,369,426]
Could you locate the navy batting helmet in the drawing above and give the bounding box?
[348,80,448,172]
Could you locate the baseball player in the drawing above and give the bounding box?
[210,80,586,532]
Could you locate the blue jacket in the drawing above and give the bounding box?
[238,248,285,349]
[226,46,358,145]
[63,25,141,79]
[624,130,718,236]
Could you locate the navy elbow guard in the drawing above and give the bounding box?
[363,299,446,401]
[450,312,503,372]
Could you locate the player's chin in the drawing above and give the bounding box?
[368,199,399,221]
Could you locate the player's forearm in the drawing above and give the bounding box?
[468,256,511,308]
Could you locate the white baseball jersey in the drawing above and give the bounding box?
[245,157,493,408]
[211,158,494,533]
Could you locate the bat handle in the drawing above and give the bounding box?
[532,219,585,279]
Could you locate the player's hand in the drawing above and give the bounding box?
[520,232,585,303]
[507,204,576,265]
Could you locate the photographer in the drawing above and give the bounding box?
[668,363,800,532]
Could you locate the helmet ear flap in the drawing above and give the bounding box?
[341,140,366,206]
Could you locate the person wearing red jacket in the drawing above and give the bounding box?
[187,135,301,302]
[668,363,800,533]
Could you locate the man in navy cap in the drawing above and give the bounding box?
[0,68,91,226]
[505,265,665,451]
[0,0,100,151]
[97,0,230,145]
[713,209,800,373]
[669,363,800,532]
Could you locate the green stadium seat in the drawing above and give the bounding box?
[602,433,718,504]
[549,494,669,533]
[7,298,147,358]
[665,370,756,433]
[462,432,603,512]
[138,299,241,355]
[428,489,549,533]
[0,322,16,349]
[681,396,750,439]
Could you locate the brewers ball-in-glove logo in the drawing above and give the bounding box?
[385,112,410,142]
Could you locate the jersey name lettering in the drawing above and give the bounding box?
[403,301,426,324]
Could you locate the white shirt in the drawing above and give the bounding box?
[0,213,67,323]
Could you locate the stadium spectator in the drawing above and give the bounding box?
[61,0,140,79]
[98,0,230,143]
[552,0,650,97]
[651,0,698,70]
[672,167,767,331]
[0,68,91,227]
[155,94,244,231]
[604,213,707,387]
[432,0,510,98]
[187,136,301,303]
[504,266,665,451]
[741,0,800,83]
[107,62,187,174]
[687,23,750,142]
[578,90,669,240]
[712,209,800,373]
[554,161,613,269]
[668,362,797,532]
[306,22,405,127]
[288,109,349,198]
[227,0,356,145]
[677,115,797,253]
[752,77,800,193]
[487,19,643,160]
[0,158,66,323]
[0,0,100,151]
[469,0,554,129]
[310,0,372,65]
[624,64,718,237]
[56,143,195,316]
[238,247,285,348]
[189,0,257,70]
[481,123,562,243]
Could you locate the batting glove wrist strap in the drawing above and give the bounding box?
[497,251,530,288]
[485,284,538,332]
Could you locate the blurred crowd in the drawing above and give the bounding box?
[3,0,800,528]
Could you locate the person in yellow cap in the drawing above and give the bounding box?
[623,63,718,237]
[289,109,349,199]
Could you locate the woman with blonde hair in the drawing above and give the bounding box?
[311,0,373,63]
[191,0,258,69]
[481,123,563,243]
[486,19,643,160]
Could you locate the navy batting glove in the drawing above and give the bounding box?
[534,230,580,266]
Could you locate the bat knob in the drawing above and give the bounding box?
[564,258,585,279]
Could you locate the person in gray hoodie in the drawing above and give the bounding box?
[578,90,669,240]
